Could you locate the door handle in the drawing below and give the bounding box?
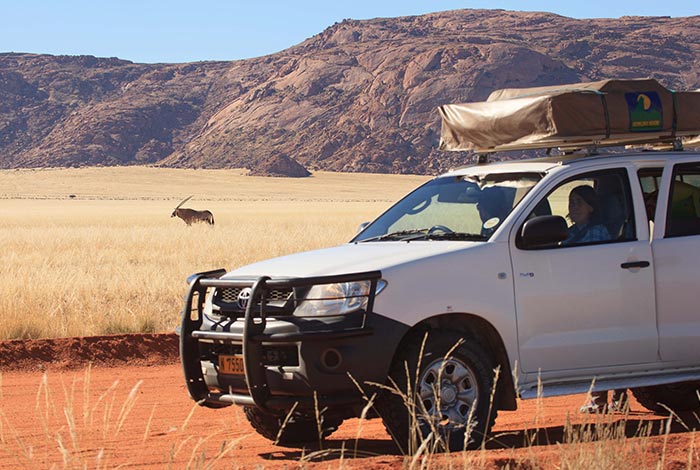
[620,261,650,269]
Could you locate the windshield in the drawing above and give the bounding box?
[353,172,542,242]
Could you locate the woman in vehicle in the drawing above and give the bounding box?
[563,185,611,245]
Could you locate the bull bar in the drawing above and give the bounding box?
[179,268,382,413]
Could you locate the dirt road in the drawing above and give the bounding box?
[0,334,696,469]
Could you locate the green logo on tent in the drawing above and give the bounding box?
[625,91,663,132]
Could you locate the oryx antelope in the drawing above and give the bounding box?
[171,195,214,225]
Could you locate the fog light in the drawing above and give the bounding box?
[321,348,342,370]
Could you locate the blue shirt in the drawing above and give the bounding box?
[564,223,611,245]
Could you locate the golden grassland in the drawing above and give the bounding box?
[0,166,428,340]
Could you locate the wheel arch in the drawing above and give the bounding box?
[397,312,517,411]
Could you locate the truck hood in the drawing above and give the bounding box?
[223,241,479,279]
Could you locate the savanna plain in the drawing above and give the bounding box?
[0,167,697,469]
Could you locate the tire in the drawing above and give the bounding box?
[631,381,700,415]
[243,406,343,446]
[376,329,498,452]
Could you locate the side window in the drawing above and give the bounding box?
[638,168,663,222]
[525,168,636,247]
[666,163,700,237]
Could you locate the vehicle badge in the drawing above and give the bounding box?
[237,287,253,309]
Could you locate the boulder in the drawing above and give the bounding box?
[248,153,311,177]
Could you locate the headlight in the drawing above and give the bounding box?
[293,280,387,317]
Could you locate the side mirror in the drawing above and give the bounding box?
[357,222,370,234]
[519,215,568,249]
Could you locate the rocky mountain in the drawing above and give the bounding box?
[2,9,699,175]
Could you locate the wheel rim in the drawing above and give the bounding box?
[418,356,479,430]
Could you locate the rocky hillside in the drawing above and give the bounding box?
[2,9,699,174]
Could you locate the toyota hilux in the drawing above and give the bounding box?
[179,79,700,451]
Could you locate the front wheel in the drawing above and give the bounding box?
[376,330,498,453]
[631,381,700,414]
[243,407,343,446]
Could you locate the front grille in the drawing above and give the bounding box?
[212,286,296,317]
[218,287,242,303]
[217,287,293,304]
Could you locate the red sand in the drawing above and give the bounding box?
[0,333,696,469]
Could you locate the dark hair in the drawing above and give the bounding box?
[570,185,601,221]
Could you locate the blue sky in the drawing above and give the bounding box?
[1,0,697,64]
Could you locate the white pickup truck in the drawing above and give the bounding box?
[179,80,700,452]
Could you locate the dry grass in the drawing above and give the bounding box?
[343,341,700,470]
[0,166,428,340]
[0,366,249,469]
[1,365,696,470]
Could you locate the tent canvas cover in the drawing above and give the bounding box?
[439,78,700,153]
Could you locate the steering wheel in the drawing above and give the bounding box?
[427,225,454,235]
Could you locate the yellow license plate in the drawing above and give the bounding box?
[218,355,245,375]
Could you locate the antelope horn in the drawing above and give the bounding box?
[174,195,193,210]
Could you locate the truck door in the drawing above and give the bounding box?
[510,167,658,374]
[650,161,700,363]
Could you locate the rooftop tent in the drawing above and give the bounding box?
[438,78,700,152]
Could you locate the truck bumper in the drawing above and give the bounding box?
[179,269,407,416]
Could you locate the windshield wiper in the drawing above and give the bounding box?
[358,229,429,242]
[360,229,487,242]
[423,232,487,241]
